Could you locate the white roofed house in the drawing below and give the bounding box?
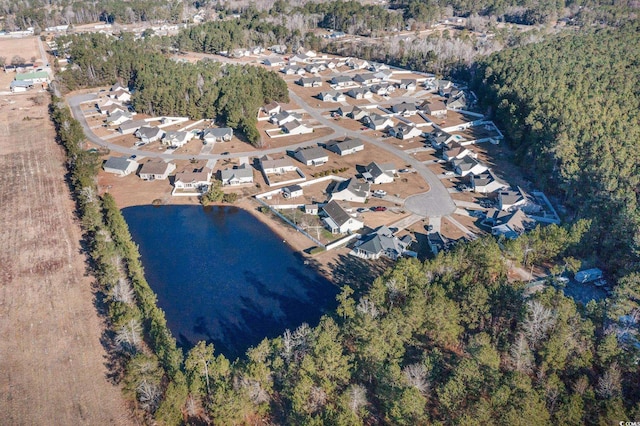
[330,178,370,203]
[346,87,373,100]
[362,114,393,131]
[106,110,133,126]
[259,155,296,174]
[391,102,418,116]
[282,120,313,135]
[103,156,139,176]
[202,127,233,143]
[270,111,301,126]
[135,126,164,144]
[352,226,413,260]
[364,162,395,184]
[138,160,176,180]
[282,184,303,199]
[109,88,131,103]
[323,138,364,156]
[293,146,328,166]
[317,90,346,102]
[470,170,508,194]
[162,130,194,147]
[452,156,488,177]
[219,164,254,186]
[173,167,213,193]
[322,200,364,234]
[388,123,422,140]
[297,76,322,88]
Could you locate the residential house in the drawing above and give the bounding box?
[429,131,460,149]
[336,106,354,117]
[260,155,296,174]
[282,184,303,199]
[304,63,322,74]
[346,87,373,100]
[452,155,488,177]
[398,79,417,90]
[162,130,193,147]
[9,80,32,92]
[330,178,370,203]
[305,204,319,214]
[261,101,281,116]
[443,142,474,162]
[485,208,535,239]
[349,106,370,120]
[323,138,364,156]
[373,69,393,81]
[362,114,393,131]
[498,186,537,211]
[268,45,287,54]
[282,120,313,135]
[353,72,379,85]
[103,156,139,176]
[421,99,448,116]
[109,88,131,103]
[220,164,254,186]
[174,167,212,192]
[436,79,453,96]
[470,170,508,194]
[135,126,164,144]
[288,53,309,64]
[368,62,389,72]
[281,65,305,75]
[322,200,364,234]
[297,76,322,88]
[250,46,265,55]
[263,56,285,67]
[293,146,328,166]
[202,127,233,143]
[364,162,395,184]
[106,110,133,126]
[317,90,346,102]
[447,93,467,110]
[138,160,175,180]
[331,75,353,87]
[347,59,370,70]
[427,232,448,256]
[388,123,422,140]
[370,84,394,96]
[118,119,146,135]
[99,103,127,116]
[353,226,413,260]
[391,102,418,116]
[110,82,127,92]
[270,111,302,126]
[14,71,50,84]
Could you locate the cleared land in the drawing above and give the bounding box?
[0,93,132,425]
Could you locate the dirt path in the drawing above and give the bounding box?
[0,94,133,425]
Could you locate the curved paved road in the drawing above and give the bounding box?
[69,89,455,217]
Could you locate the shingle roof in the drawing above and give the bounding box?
[104,156,135,171]
[323,200,351,227]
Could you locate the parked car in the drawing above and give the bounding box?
[357,207,369,213]
[221,151,230,156]
[371,206,387,212]
[372,190,387,198]
[444,171,455,176]
[398,168,412,173]
[129,154,137,159]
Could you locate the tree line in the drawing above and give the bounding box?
[57,33,288,147]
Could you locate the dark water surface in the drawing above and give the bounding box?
[122,205,337,360]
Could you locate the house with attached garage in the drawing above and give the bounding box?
[470,170,508,194]
[118,119,146,135]
[498,186,538,211]
[281,65,305,75]
[323,138,364,156]
[270,111,302,126]
[398,79,417,90]
[106,110,133,126]
[317,90,346,102]
[330,178,370,203]
[429,131,463,149]
[173,167,212,192]
[304,63,324,74]
[484,208,535,239]
[282,120,313,135]
[346,87,373,100]
[452,155,488,177]
[331,75,353,88]
[202,127,233,143]
[370,84,395,96]
[347,58,370,70]
[362,114,393,131]
[263,56,285,67]
[282,184,304,199]
[353,72,380,85]
[261,101,281,117]
[336,106,354,117]
[109,88,131,103]
[162,130,193,147]
[388,123,422,140]
[364,162,395,184]
[421,99,448,116]
[322,200,364,234]
[447,93,467,110]
[219,164,254,186]
[103,156,139,176]
[293,146,328,166]
[138,160,175,180]
[297,76,322,88]
[352,226,413,260]
[391,102,418,116]
[135,126,164,144]
[349,106,370,120]
[443,141,474,162]
[374,69,394,81]
[259,155,296,174]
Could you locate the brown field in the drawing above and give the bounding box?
[0,93,132,424]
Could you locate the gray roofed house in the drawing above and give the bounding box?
[421,99,448,116]
[487,209,535,239]
[443,141,473,161]
[470,170,508,194]
[362,114,393,131]
[452,155,488,177]
[349,106,370,120]
[106,110,133,126]
[220,164,254,186]
[103,156,139,176]
[282,120,313,135]
[270,110,301,126]
[336,106,354,117]
[346,87,373,99]
[322,200,364,234]
[259,155,296,174]
[138,160,176,180]
[498,186,538,212]
[331,75,353,87]
[317,90,346,102]
[282,184,303,198]
[391,102,418,116]
[353,72,379,85]
[263,56,285,67]
[174,167,212,192]
[297,76,322,87]
[261,101,281,116]
[293,146,328,166]
[202,127,233,143]
[118,119,147,135]
[135,126,164,144]
[447,93,467,110]
[353,226,413,260]
[323,138,364,156]
[330,178,370,203]
[427,232,448,256]
[162,130,193,147]
[370,83,395,95]
[364,162,395,184]
[398,79,417,90]
[388,123,422,140]
[10,80,33,92]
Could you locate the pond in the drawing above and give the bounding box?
[121,205,338,360]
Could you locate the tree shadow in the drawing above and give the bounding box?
[324,253,393,294]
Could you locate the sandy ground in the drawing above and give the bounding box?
[0,93,133,425]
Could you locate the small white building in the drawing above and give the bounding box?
[282,184,303,199]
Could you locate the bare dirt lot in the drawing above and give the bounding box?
[0,93,132,424]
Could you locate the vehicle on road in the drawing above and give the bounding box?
[130,154,137,159]
[371,206,387,212]
[221,152,230,156]
[398,168,413,173]
[444,171,455,176]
